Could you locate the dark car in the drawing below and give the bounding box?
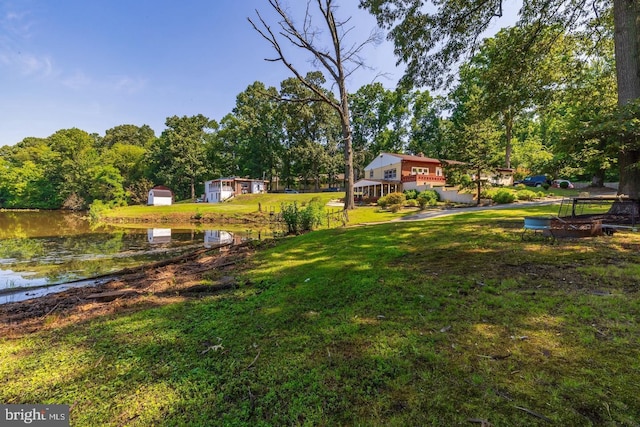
[516,175,549,187]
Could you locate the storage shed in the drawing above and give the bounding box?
[147,186,173,206]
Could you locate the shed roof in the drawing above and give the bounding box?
[150,189,173,198]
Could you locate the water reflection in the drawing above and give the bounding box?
[0,211,262,303]
[148,228,172,244]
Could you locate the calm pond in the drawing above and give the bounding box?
[0,211,265,304]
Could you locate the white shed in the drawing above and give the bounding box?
[147,187,173,206]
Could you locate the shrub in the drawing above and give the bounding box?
[416,190,439,209]
[377,195,389,209]
[560,181,570,189]
[516,189,538,201]
[88,200,109,221]
[514,183,526,190]
[542,183,550,190]
[378,192,406,209]
[405,199,418,207]
[299,198,325,231]
[280,199,325,235]
[386,192,406,205]
[403,189,418,200]
[62,193,86,211]
[389,203,404,213]
[280,202,301,234]
[480,188,497,200]
[492,189,517,204]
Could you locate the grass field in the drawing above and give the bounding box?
[98,191,416,228]
[2,204,639,425]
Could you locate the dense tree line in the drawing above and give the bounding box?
[0,14,628,209]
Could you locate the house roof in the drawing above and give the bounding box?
[380,152,465,166]
[150,189,173,197]
[383,152,441,163]
[354,179,399,188]
[206,177,267,183]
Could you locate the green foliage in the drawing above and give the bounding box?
[403,189,418,200]
[377,192,406,209]
[405,199,418,207]
[126,178,155,205]
[491,189,517,204]
[515,189,538,201]
[388,203,404,212]
[88,200,110,221]
[560,180,570,189]
[280,199,325,234]
[416,190,439,209]
[148,115,216,201]
[299,198,325,231]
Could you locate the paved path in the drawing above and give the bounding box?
[396,199,563,222]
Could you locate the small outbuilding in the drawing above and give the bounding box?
[147,186,174,206]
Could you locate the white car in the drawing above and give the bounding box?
[551,179,574,189]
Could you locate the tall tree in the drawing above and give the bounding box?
[48,128,101,207]
[233,81,285,187]
[362,0,640,196]
[349,83,413,178]
[148,115,216,200]
[449,65,503,204]
[407,90,445,158]
[250,0,379,210]
[102,124,156,149]
[280,73,342,191]
[466,25,576,168]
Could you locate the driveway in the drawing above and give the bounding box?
[397,199,563,222]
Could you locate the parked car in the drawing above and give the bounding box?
[551,179,574,189]
[284,189,299,194]
[515,175,549,187]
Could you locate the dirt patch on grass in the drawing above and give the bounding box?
[0,242,263,338]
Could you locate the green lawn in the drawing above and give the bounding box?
[99,192,419,227]
[2,206,639,426]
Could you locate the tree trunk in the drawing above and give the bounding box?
[340,84,355,210]
[476,166,482,206]
[591,169,605,187]
[341,118,355,210]
[614,0,640,197]
[504,109,513,169]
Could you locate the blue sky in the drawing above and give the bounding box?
[0,0,406,146]
[0,1,519,146]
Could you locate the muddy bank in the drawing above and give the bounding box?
[0,241,264,338]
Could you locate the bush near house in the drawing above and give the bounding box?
[515,189,539,201]
[377,192,406,210]
[492,189,517,204]
[403,189,418,200]
[416,190,439,209]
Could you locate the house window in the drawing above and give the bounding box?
[411,167,429,175]
[384,169,397,179]
[436,167,443,176]
[369,170,374,178]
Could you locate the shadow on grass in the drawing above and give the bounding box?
[1,218,640,426]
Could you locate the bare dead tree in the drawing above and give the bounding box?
[249,0,380,211]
